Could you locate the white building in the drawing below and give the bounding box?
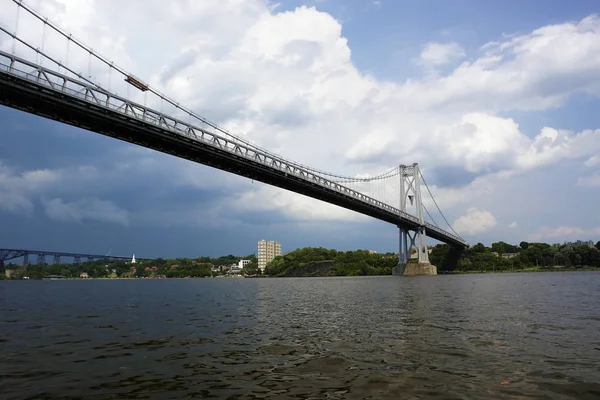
[229,264,243,275]
[258,240,282,272]
[238,259,251,269]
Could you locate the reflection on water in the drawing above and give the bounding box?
[1,273,600,399]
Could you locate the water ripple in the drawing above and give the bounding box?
[1,273,599,399]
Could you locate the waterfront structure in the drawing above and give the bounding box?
[258,240,282,272]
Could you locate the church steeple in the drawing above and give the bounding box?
[131,254,136,264]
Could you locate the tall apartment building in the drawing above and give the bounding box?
[258,240,282,272]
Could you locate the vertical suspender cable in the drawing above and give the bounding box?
[65,33,70,70]
[40,19,46,66]
[12,3,20,55]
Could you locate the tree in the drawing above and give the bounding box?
[520,241,529,250]
[492,241,507,254]
[595,241,600,251]
[242,261,261,276]
[492,241,518,254]
[429,244,449,268]
[458,258,472,270]
[470,243,486,253]
[264,256,287,276]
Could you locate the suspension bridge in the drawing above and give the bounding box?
[0,0,467,276]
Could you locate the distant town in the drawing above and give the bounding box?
[2,239,285,280]
[2,239,599,280]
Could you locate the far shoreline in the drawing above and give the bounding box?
[4,266,599,281]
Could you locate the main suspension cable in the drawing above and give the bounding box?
[423,204,439,228]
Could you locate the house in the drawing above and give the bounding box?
[80,272,89,279]
[229,265,243,275]
[5,265,26,278]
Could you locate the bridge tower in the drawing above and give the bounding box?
[393,163,437,276]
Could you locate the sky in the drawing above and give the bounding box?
[1,0,600,259]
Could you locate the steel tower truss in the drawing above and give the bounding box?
[398,163,431,267]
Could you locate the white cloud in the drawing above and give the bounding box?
[453,208,497,235]
[0,191,33,216]
[509,222,517,229]
[1,0,600,240]
[429,113,528,173]
[584,155,600,167]
[0,162,61,192]
[538,226,584,238]
[577,172,600,187]
[419,169,504,212]
[419,42,465,67]
[426,15,600,112]
[528,225,600,241]
[225,184,369,222]
[41,197,130,226]
[515,128,600,170]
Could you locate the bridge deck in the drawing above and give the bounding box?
[0,51,467,248]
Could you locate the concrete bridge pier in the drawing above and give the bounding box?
[393,226,437,276]
[394,262,437,276]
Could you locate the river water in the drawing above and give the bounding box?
[1,272,599,399]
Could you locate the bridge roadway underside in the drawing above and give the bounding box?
[0,73,465,248]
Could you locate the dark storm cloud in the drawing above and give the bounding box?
[1,108,123,170]
[425,166,479,188]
